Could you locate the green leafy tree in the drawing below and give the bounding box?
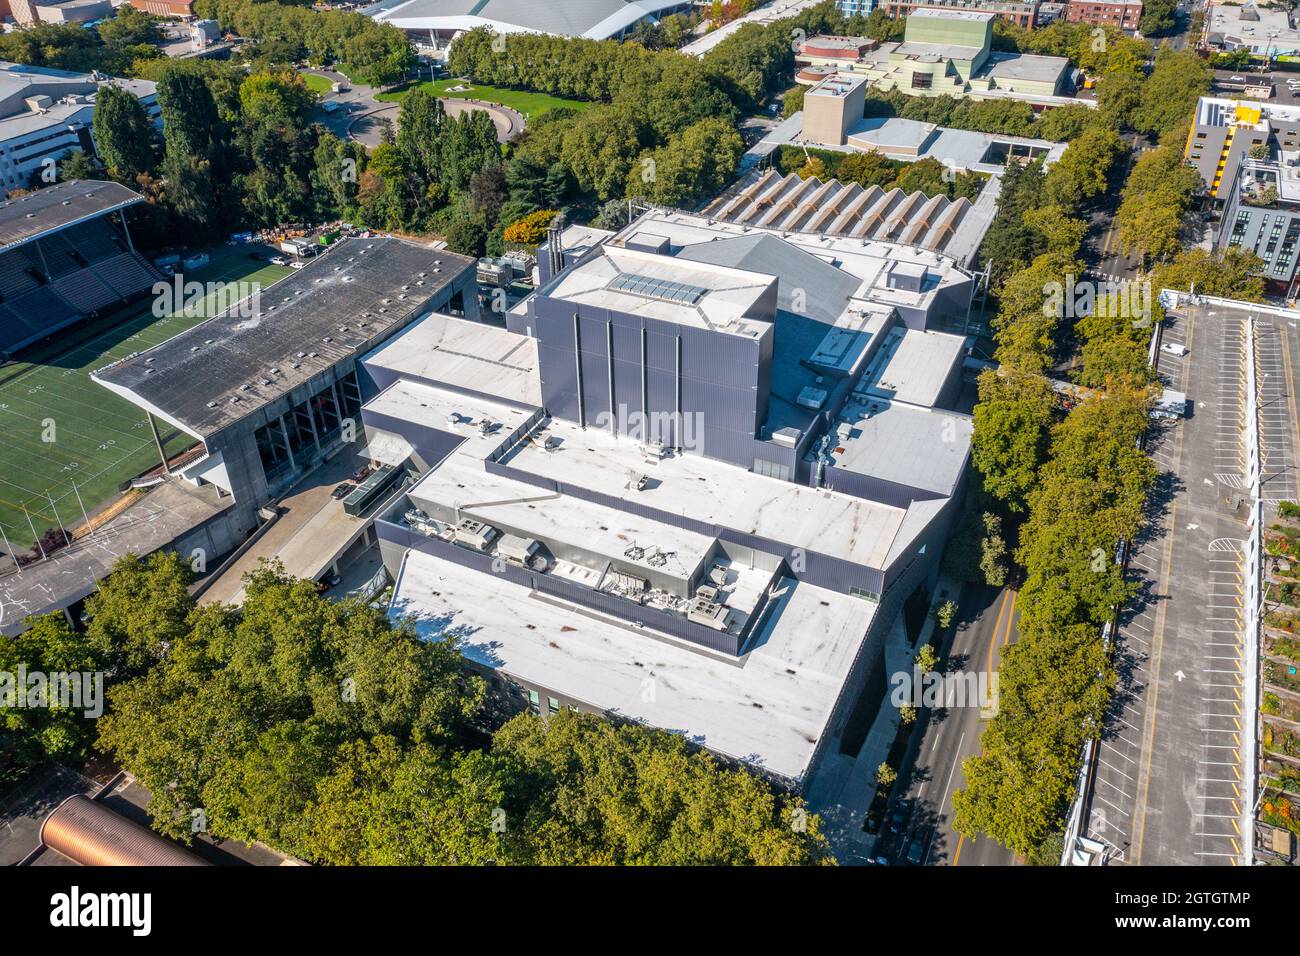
[492,711,832,865]
[92,84,157,183]
[972,370,1056,514]
[0,613,105,779]
[97,561,485,845]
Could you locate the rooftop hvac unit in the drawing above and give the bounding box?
[497,533,540,565]
[687,596,730,631]
[454,518,500,552]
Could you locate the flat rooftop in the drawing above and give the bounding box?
[806,73,869,98]
[911,6,995,21]
[856,325,966,407]
[362,311,542,408]
[828,400,972,497]
[843,118,1066,173]
[408,453,718,584]
[608,210,969,310]
[364,377,536,462]
[542,244,777,337]
[980,52,1070,85]
[94,238,474,438]
[0,180,144,253]
[391,548,877,781]
[894,41,984,61]
[500,415,908,570]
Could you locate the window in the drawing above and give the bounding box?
[910,72,933,91]
[849,586,881,603]
[527,689,540,713]
[548,696,560,715]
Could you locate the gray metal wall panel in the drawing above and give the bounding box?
[380,517,743,654]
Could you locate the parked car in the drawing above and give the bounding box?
[316,572,342,593]
[330,482,353,500]
[888,802,910,834]
[905,833,928,865]
[1160,342,1189,356]
[270,255,287,265]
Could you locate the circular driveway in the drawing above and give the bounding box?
[346,97,523,148]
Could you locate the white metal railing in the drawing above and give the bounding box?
[1241,314,1262,866]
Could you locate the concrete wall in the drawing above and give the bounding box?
[201,277,477,536]
[803,78,867,147]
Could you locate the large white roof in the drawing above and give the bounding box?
[370,0,684,40]
[392,548,877,780]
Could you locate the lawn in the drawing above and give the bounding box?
[0,247,292,552]
[301,72,334,95]
[375,79,593,119]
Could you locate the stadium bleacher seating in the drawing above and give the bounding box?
[0,217,163,356]
[0,246,43,300]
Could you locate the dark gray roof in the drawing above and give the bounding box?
[94,237,474,437]
[0,181,144,253]
[675,232,860,326]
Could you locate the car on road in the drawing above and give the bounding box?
[905,832,928,865]
[888,802,910,834]
[270,255,287,265]
[1230,75,1246,82]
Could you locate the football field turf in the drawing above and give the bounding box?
[0,248,292,553]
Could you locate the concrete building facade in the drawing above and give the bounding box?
[94,238,479,539]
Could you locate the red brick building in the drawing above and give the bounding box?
[879,0,1038,28]
[1064,0,1143,31]
[128,0,195,17]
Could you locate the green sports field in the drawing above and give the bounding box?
[375,79,593,119]
[0,248,292,553]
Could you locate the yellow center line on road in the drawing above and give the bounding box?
[950,589,1017,866]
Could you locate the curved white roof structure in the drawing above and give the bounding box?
[369,0,690,40]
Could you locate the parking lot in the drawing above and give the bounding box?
[1084,303,1253,865]
[1214,68,1300,106]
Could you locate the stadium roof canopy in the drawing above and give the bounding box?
[368,0,687,40]
[93,237,475,439]
[0,180,145,254]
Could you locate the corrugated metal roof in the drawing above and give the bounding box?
[40,795,210,867]
[703,169,975,259]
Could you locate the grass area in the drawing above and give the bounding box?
[0,247,292,552]
[301,72,334,95]
[375,78,594,119]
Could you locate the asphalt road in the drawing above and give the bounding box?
[1087,132,1152,287]
[874,585,1020,866]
